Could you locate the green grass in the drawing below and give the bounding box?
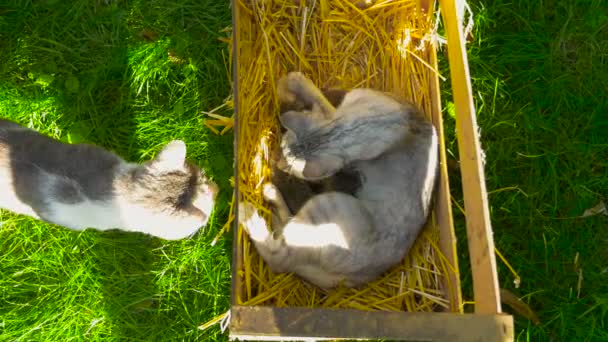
[1,0,607,341]
[0,0,233,340]
[441,1,608,340]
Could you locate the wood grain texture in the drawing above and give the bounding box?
[231,0,244,305]
[439,0,502,314]
[428,44,463,313]
[230,306,514,341]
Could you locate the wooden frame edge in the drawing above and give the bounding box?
[230,1,511,340]
[229,306,514,341]
[428,42,462,313]
[438,0,502,314]
[231,0,244,306]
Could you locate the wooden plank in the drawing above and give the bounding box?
[231,0,244,305]
[229,306,514,341]
[428,44,462,313]
[439,0,502,314]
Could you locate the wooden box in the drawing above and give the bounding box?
[229,0,514,340]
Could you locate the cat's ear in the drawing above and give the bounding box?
[154,140,187,171]
[279,111,314,135]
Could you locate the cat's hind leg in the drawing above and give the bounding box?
[238,201,290,273]
[238,202,271,242]
[276,192,377,288]
[241,192,379,288]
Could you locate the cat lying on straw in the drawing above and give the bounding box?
[239,72,438,289]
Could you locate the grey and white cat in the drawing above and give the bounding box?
[239,72,438,289]
[0,119,218,240]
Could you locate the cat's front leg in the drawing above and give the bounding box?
[279,72,336,119]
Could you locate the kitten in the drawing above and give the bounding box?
[239,72,438,289]
[0,119,218,240]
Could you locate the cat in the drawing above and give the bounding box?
[0,119,218,240]
[239,72,438,289]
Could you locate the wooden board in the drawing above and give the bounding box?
[230,306,514,341]
[230,0,243,305]
[439,0,502,314]
[428,35,462,313]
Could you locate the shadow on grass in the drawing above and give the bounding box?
[89,232,162,339]
[0,0,232,340]
[438,0,608,340]
[0,0,137,154]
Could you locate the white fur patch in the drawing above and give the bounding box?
[284,155,307,178]
[44,195,204,240]
[238,202,270,242]
[422,128,439,209]
[46,200,122,231]
[0,168,40,219]
[283,222,349,249]
[0,189,40,219]
[193,183,217,216]
[110,197,203,240]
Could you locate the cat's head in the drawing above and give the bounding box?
[122,140,219,240]
[278,111,343,181]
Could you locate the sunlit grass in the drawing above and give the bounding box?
[440,1,608,340]
[0,0,232,340]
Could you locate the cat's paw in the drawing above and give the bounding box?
[300,155,345,181]
[238,201,270,242]
[285,72,315,98]
[277,74,298,105]
[262,183,280,203]
[278,72,317,106]
[285,71,307,86]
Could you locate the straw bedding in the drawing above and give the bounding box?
[225,0,455,312]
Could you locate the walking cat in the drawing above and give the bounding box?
[239,72,438,289]
[0,119,218,240]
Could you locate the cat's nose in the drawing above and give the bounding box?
[204,181,219,198]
